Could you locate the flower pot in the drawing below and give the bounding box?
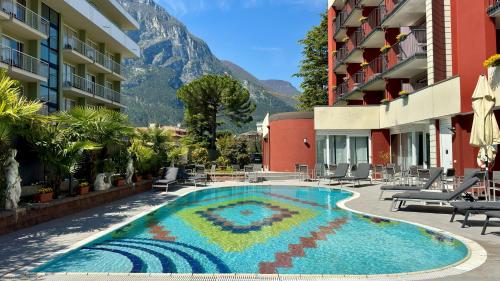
[133,175,142,183]
[77,185,90,195]
[35,192,54,203]
[114,179,126,187]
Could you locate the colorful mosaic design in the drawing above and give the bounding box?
[419,228,462,247]
[177,197,318,252]
[356,214,400,227]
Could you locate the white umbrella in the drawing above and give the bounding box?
[470,75,500,163]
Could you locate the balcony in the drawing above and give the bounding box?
[334,10,348,41]
[361,56,387,91]
[344,29,364,63]
[0,45,48,82]
[383,29,427,79]
[0,0,49,40]
[335,81,349,101]
[334,46,348,74]
[330,0,346,9]
[359,0,384,6]
[401,79,427,94]
[344,0,363,27]
[63,73,123,108]
[381,0,425,28]
[63,35,125,81]
[359,5,386,48]
[488,0,500,16]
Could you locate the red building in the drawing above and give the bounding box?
[263,0,500,175]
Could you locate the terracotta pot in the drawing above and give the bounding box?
[35,192,54,203]
[114,179,126,187]
[77,185,90,195]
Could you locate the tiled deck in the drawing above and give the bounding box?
[0,180,498,280]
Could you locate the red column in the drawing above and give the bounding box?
[371,129,391,165]
[328,7,337,106]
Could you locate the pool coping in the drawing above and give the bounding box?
[13,184,488,281]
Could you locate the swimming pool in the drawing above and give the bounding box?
[35,186,469,275]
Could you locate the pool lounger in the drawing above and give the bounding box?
[482,211,500,235]
[451,201,500,228]
[379,167,443,200]
[153,167,178,192]
[318,163,349,185]
[339,163,372,188]
[391,177,480,212]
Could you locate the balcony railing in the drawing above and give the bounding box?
[353,71,365,85]
[336,81,348,100]
[335,46,349,66]
[335,11,348,33]
[0,0,49,36]
[364,55,386,81]
[63,35,123,76]
[348,29,364,52]
[387,29,427,66]
[488,0,500,14]
[0,45,49,78]
[64,73,121,104]
[345,0,362,15]
[361,5,385,38]
[401,79,427,93]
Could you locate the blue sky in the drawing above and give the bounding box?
[156,0,325,90]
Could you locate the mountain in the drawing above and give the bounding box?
[117,0,297,132]
[260,80,301,97]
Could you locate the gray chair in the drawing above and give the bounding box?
[153,167,178,192]
[379,167,443,200]
[319,163,349,185]
[391,177,480,211]
[481,211,500,235]
[451,201,500,228]
[188,165,207,187]
[340,163,372,187]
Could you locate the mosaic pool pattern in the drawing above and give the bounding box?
[35,186,469,275]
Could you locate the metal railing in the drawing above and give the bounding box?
[394,29,427,61]
[364,55,386,80]
[0,0,49,36]
[345,0,362,15]
[0,45,49,78]
[401,80,427,93]
[335,46,349,66]
[366,5,385,29]
[335,10,348,33]
[353,70,365,85]
[64,73,121,104]
[384,0,404,20]
[336,81,348,100]
[488,0,500,14]
[348,29,363,51]
[63,34,123,76]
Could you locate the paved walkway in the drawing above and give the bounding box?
[0,181,498,280]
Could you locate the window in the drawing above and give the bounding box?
[63,98,76,111]
[40,3,59,113]
[63,64,75,86]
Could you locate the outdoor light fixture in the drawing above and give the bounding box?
[303,138,308,144]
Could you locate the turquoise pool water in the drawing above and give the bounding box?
[35,186,468,275]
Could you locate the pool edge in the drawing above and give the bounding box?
[18,184,488,281]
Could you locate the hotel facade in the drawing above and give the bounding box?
[0,0,140,113]
[263,0,500,175]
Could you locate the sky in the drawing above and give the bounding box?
[156,0,326,90]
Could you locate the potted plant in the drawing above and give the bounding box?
[77,181,90,195]
[380,44,391,54]
[359,16,368,23]
[360,61,369,68]
[396,33,408,42]
[399,90,410,97]
[35,187,54,203]
[114,176,126,187]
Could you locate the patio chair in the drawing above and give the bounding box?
[153,167,178,192]
[318,163,349,185]
[489,171,500,201]
[481,211,500,235]
[390,177,479,212]
[298,164,309,181]
[384,164,400,185]
[379,167,443,200]
[339,163,372,187]
[372,164,384,181]
[450,201,500,228]
[244,165,259,183]
[187,165,207,187]
[209,164,217,182]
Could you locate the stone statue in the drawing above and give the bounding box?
[4,149,22,210]
[94,173,111,191]
[126,158,134,185]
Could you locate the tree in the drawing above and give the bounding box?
[294,12,328,111]
[177,75,255,160]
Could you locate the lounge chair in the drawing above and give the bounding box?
[340,163,372,187]
[187,165,207,187]
[450,201,500,228]
[390,177,480,211]
[481,211,500,235]
[318,163,349,185]
[379,167,443,200]
[153,167,178,192]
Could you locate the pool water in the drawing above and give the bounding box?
[35,186,468,275]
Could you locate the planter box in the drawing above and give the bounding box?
[35,192,53,203]
[114,179,126,187]
[77,186,90,196]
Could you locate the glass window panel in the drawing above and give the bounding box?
[49,50,57,64]
[335,136,347,164]
[316,135,327,166]
[49,89,57,103]
[39,86,48,101]
[41,45,49,61]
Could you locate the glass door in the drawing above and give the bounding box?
[349,137,369,166]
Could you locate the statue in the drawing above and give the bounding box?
[94,173,111,191]
[126,158,134,185]
[4,149,22,210]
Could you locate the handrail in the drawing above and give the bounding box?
[64,73,121,104]
[0,45,49,77]
[0,0,49,36]
[63,34,123,75]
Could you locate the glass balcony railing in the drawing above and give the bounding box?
[0,0,49,36]
[0,45,49,78]
[64,73,121,104]
[63,35,123,76]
